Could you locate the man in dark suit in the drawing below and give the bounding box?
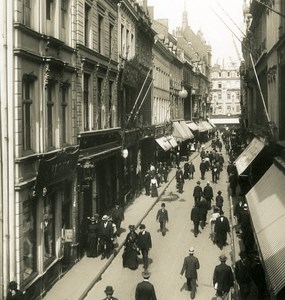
[199,159,206,179]
[98,215,114,259]
[135,271,157,300]
[193,181,203,205]
[190,204,200,237]
[102,285,118,300]
[213,254,234,300]
[214,211,230,249]
[156,203,169,236]
[137,224,152,270]
[203,181,214,210]
[180,247,200,299]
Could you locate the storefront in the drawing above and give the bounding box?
[23,148,79,299]
[246,160,285,299]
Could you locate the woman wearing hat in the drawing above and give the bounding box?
[102,285,118,300]
[86,215,99,258]
[122,225,139,270]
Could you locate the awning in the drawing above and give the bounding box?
[207,118,216,128]
[168,135,178,148]
[172,121,189,141]
[210,118,240,125]
[234,138,265,175]
[246,164,285,296]
[186,122,199,131]
[197,121,211,132]
[155,137,172,151]
[180,121,194,139]
[203,121,213,131]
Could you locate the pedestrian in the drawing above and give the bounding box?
[98,215,114,259]
[213,254,234,300]
[193,181,203,205]
[111,204,124,236]
[229,172,238,196]
[190,204,200,237]
[7,281,24,300]
[86,214,99,258]
[150,176,158,197]
[137,224,152,270]
[183,161,190,179]
[199,159,206,179]
[215,191,224,214]
[235,251,251,300]
[233,196,245,233]
[122,225,139,270]
[198,197,208,229]
[203,181,214,210]
[209,206,220,244]
[189,161,195,179]
[211,162,219,183]
[180,247,200,299]
[135,271,157,300]
[196,141,201,152]
[144,171,151,196]
[102,285,118,300]
[176,166,184,193]
[156,203,169,236]
[214,211,230,249]
[162,162,169,183]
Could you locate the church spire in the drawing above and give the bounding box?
[182,0,188,31]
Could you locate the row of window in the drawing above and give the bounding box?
[211,70,240,78]
[22,72,115,154]
[213,81,240,89]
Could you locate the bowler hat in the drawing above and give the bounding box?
[217,191,222,195]
[8,281,17,290]
[197,181,201,185]
[189,247,195,254]
[219,254,227,262]
[102,215,109,221]
[129,225,135,230]
[139,224,146,230]
[104,285,114,295]
[142,271,151,279]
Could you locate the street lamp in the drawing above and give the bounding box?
[178,86,188,99]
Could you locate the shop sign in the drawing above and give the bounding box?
[64,229,74,242]
[34,149,79,195]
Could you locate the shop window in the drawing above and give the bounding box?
[23,200,37,281]
[43,194,56,268]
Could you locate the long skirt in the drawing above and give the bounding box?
[122,246,138,270]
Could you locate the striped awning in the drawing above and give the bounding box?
[234,138,265,175]
[180,121,194,139]
[197,121,211,132]
[246,163,285,295]
[172,121,189,141]
[167,135,178,148]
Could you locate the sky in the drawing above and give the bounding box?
[147,0,245,67]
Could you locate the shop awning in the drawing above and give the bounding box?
[186,122,199,131]
[168,135,178,148]
[234,138,265,175]
[246,164,285,296]
[197,121,212,132]
[210,118,240,125]
[172,121,189,141]
[180,121,194,139]
[155,137,172,151]
[207,118,216,128]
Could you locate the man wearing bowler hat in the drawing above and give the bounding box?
[135,271,157,300]
[193,181,203,205]
[137,224,152,270]
[180,247,200,299]
[213,254,234,300]
[102,285,118,300]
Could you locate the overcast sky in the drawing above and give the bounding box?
[147,0,245,67]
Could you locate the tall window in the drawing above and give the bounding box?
[83,74,90,131]
[98,15,104,54]
[84,3,91,46]
[23,0,31,27]
[126,29,129,57]
[23,200,37,280]
[121,24,125,55]
[46,0,53,20]
[109,23,114,57]
[109,81,113,127]
[97,77,103,129]
[47,84,54,148]
[22,80,32,151]
[61,0,68,28]
[61,85,68,144]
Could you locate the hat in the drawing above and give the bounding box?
[243,203,248,210]
[129,225,135,230]
[219,254,227,262]
[8,281,17,290]
[142,271,151,279]
[207,181,210,185]
[189,247,195,254]
[90,216,96,222]
[161,203,166,207]
[139,224,146,230]
[102,215,109,221]
[217,191,222,195]
[197,181,201,185]
[104,285,114,295]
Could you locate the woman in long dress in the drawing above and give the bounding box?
[150,176,158,197]
[122,225,139,270]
